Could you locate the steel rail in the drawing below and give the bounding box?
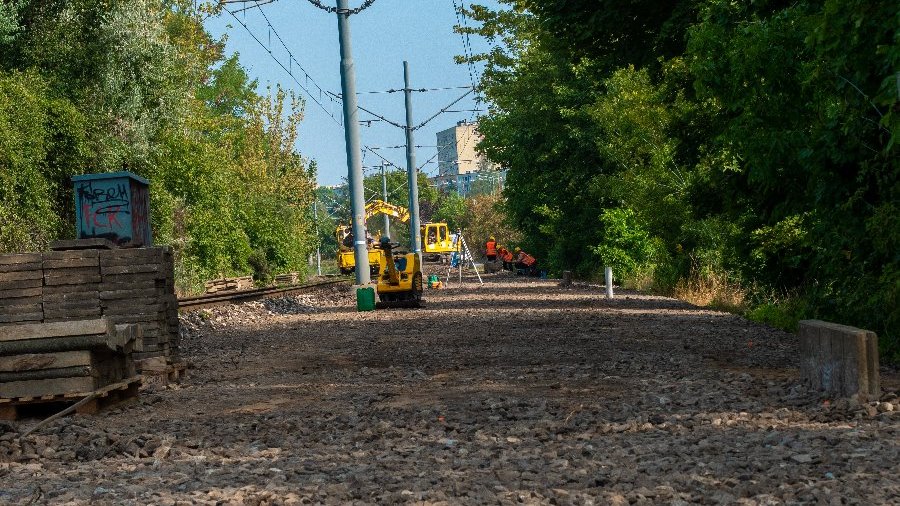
[178,278,351,311]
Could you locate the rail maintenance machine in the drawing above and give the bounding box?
[374,236,423,309]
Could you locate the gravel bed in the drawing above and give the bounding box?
[0,276,897,505]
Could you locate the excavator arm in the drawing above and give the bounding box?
[336,200,410,252]
[364,200,410,223]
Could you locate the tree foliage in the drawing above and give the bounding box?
[0,1,318,293]
[460,0,899,358]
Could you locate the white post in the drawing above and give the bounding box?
[605,266,614,299]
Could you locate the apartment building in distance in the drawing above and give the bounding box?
[434,120,506,196]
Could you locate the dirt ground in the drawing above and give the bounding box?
[1,273,898,505]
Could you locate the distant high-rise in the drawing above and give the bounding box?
[434,121,503,196]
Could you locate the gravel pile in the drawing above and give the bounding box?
[0,277,897,504]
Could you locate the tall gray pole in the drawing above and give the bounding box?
[403,61,422,255]
[380,164,390,239]
[313,199,322,276]
[336,0,369,285]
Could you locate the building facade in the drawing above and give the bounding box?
[433,121,505,196]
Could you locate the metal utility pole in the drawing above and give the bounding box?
[313,199,322,276]
[403,61,422,257]
[380,164,390,239]
[335,0,369,285]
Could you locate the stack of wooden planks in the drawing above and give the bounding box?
[274,272,299,285]
[100,248,179,362]
[42,250,102,323]
[0,245,181,365]
[0,253,43,325]
[204,275,254,294]
[0,319,141,419]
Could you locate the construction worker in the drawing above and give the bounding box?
[515,247,537,276]
[485,236,497,262]
[498,246,515,271]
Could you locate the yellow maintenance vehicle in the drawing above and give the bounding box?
[420,222,455,263]
[336,200,453,272]
[336,200,410,275]
[374,237,423,308]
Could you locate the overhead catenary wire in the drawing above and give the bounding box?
[353,85,474,95]
[413,88,474,131]
[325,91,407,129]
[223,1,488,193]
[224,7,344,127]
[451,0,479,94]
[220,0,277,14]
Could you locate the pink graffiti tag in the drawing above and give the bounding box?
[82,203,124,229]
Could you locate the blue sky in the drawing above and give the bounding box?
[204,0,502,187]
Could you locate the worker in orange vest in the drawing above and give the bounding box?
[514,247,537,276]
[485,236,497,262]
[498,246,515,271]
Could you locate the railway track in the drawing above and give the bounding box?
[177,277,351,311]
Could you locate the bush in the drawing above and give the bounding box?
[247,249,271,286]
[745,301,803,333]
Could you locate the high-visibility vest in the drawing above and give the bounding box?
[519,253,536,266]
[486,240,497,256]
[502,249,514,262]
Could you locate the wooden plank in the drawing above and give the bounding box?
[42,307,103,319]
[0,270,43,282]
[0,296,43,308]
[99,288,163,300]
[0,302,43,314]
[0,287,42,299]
[100,253,164,268]
[0,313,44,324]
[42,283,101,295]
[43,273,102,285]
[98,280,159,292]
[101,272,163,283]
[42,298,101,310]
[43,266,99,277]
[50,238,117,251]
[0,253,42,265]
[0,262,42,273]
[0,376,97,398]
[44,249,100,260]
[42,291,100,303]
[42,257,100,269]
[0,278,43,290]
[0,333,129,355]
[102,297,165,308]
[0,319,109,342]
[0,350,93,372]
[100,247,165,260]
[101,264,161,276]
[0,366,94,382]
[101,306,165,316]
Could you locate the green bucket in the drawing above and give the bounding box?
[427,274,439,288]
[356,287,376,312]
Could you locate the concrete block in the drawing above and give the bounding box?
[799,320,880,400]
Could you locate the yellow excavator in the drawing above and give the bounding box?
[336,200,410,275]
[336,200,453,272]
[374,236,423,309]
